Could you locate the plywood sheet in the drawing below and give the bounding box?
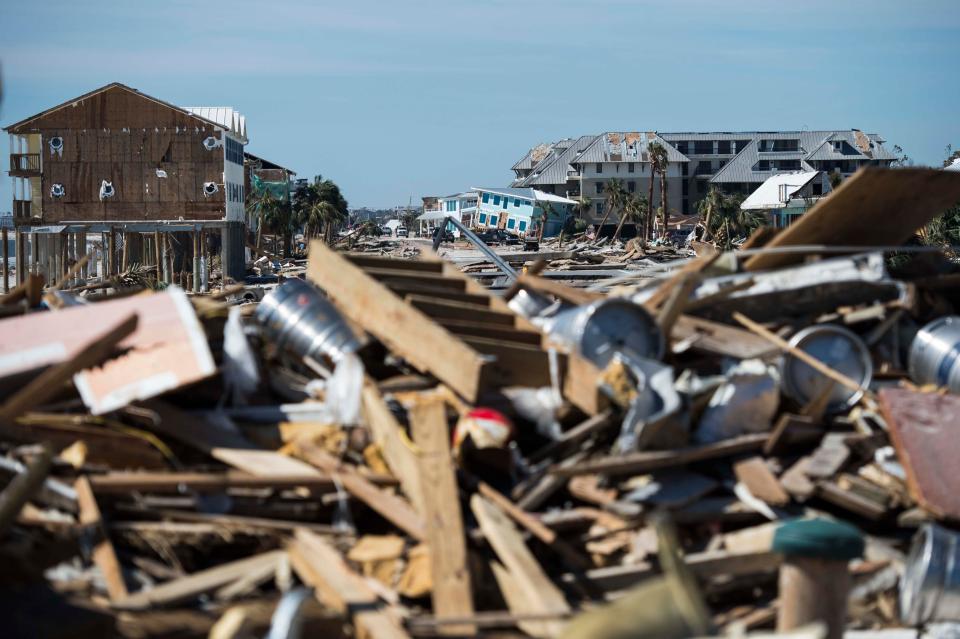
[745,168,960,271]
[0,287,215,414]
[880,388,960,522]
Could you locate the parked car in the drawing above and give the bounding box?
[396,226,408,238]
[475,229,510,245]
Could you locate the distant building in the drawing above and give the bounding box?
[512,129,897,225]
[244,152,296,237]
[740,171,832,228]
[471,187,575,237]
[4,82,252,281]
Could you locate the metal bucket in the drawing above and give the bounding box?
[542,298,664,369]
[254,278,360,365]
[901,524,960,625]
[909,316,960,393]
[780,324,872,412]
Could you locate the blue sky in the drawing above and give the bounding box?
[1,0,958,209]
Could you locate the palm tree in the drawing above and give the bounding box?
[537,200,556,242]
[247,187,280,251]
[705,193,763,250]
[697,187,724,242]
[613,193,648,243]
[574,196,592,220]
[593,178,626,243]
[647,142,670,239]
[292,176,350,245]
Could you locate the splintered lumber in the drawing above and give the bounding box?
[470,494,570,636]
[113,551,285,611]
[0,313,138,427]
[361,383,424,512]
[745,167,960,271]
[290,528,410,639]
[734,457,790,507]
[550,434,769,478]
[87,470,396,493]
[880,388,960,521]
[642,252,720,312]
[478,481,591,572]
[308,241,488,401]
[408,395,474,635]
[562,548,782,593]
[0,445,53,534]
[141,401,325,479]
[75,476,128,601]
[295,440,426,541]
[672,315,777,360]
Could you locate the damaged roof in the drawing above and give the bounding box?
[573,132,689,165]
[515,135,599,187]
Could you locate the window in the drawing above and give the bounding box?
[779,159,801,171]
[488,215,498,226]
[757,160,771,171]
[696,161,712,175]
[479,213,487,224]
[514,198,521,207]
[627,181,636,193]
[493,195,501,205]
[518,220,527,232]
[482,193,490,203]
[523,200,531,207]
[595,202,604,216]
[628,163,635,173]
[507,218,516,230]
[717,140,731,154]
[675,141,689,154]
[446,200,457,212]
[595,181,604,194]
[225,137,244,165]
[596,163,602,174]
[502,197,509,209]
[812,182,823,196]
[735,140,751,152]
[681,162,689,176]
[694,141,713,154]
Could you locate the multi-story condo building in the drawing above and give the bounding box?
[512,129,897,223]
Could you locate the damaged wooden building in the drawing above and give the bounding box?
[4,82,250,290]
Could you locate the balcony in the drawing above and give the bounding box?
[13,200,31,219]
[9,153,40,177]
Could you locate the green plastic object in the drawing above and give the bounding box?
[773,518,865,561]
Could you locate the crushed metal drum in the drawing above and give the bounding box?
[908,315,960,393]
[780,324,872,412]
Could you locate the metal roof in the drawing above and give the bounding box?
[517,135,599,187]
[711,130,897,183]
[741,171,824,210]
[471,187,576,205]
[573,132,689,165]
[184,107,247,142]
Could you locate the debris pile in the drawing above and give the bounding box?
[1,168,960,638]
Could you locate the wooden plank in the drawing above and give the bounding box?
[672,315,777,360]
[294,440,426,541]
[347,254,443,272]
[408,295,517,326]
[490,561,558,639]
[745,168,960,271]
[87,470,396,493]
[307,242,487,401]
[733,457,790,507]
[463,336,552,387]
[409,395,474,635]
[361,383,425,513]
[470,494,570,632]
[113,551,284,610]
[477,481,591,571]
[290,528,410,639]
[551,433,769,478]
[436,319,543,345]
[75,476,128,601]
[390,285,491,306]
